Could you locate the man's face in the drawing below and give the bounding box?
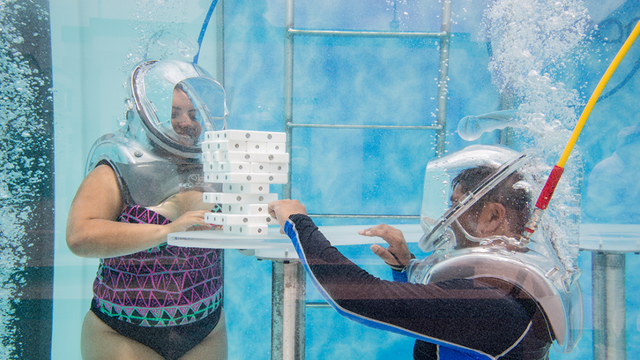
[449,182,524,250]
[171,88,201,146]
[449,186,483,247]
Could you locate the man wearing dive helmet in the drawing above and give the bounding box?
[269,145,582,360]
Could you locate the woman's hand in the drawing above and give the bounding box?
[360,224,412,267]
[268,199,307,233]
[167,210,213,233]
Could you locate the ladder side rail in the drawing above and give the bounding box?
[435,0,452,157]
[283,0,295,200]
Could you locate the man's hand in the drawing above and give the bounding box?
[360,224,412,268]
[268,199,307,233]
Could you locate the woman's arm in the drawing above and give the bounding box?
[66,164,211,258]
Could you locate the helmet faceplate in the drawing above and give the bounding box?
[130,60,227,158]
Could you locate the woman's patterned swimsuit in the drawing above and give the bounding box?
[92,205,223,327]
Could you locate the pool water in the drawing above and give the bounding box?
[1,0,639,358]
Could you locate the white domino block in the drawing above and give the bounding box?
[223,224,268,236]
[204,213,221,224]
[207,162,288,175]
[270,163,289,174]
[222,204,269,214]
[222,183,270,194]
[203,192,278,204]
[267,143,286,153]
[217,162,250,173]
[251,163,270,173]
[204,162,251,173]
[204,173,224,183]
[246,141,267,153]
[204,162,216,172]
[205,131,231,141]
[203,140,246,152]
[222,152,251,162]
[217,173,287,184]
[205,213,273,225]
[204,151,223,162]
[216,130,286,142]
[205,131,222,140]
[202,152,215,162]
[223,151,289,163]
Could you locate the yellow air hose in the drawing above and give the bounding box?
[523,19,640,238]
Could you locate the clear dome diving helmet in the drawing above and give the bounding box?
[128,60,227,158]
[85,59,227,206]
[409,145,583,353]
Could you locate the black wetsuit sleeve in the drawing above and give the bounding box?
[286,214,548,358]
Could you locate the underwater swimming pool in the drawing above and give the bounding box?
[1,0,640,358]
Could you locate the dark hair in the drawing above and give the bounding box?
[174,83,187,94]
[451,165,531,232]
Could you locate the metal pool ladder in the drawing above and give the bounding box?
[274,1,453,359]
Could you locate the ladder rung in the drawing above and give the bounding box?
[306,301,332,308]
[286,122,442,131]
[288,28,446,39]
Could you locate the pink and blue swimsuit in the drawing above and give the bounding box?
[90,205,223,359]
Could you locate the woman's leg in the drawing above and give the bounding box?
[81,311,163,360]
[180,309,228,360]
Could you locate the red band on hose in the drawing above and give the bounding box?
[535,165,564,210]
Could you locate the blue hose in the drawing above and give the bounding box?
[193,0,219,64]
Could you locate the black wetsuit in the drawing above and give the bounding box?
[286,214,553,360]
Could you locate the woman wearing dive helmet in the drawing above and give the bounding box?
[269,145,582,360]
[66,60,228,360]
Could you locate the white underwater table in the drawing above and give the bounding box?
[168,224,422,360]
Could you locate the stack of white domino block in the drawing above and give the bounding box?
[201,130,289,236]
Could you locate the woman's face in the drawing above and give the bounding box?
[171,88,201,146]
